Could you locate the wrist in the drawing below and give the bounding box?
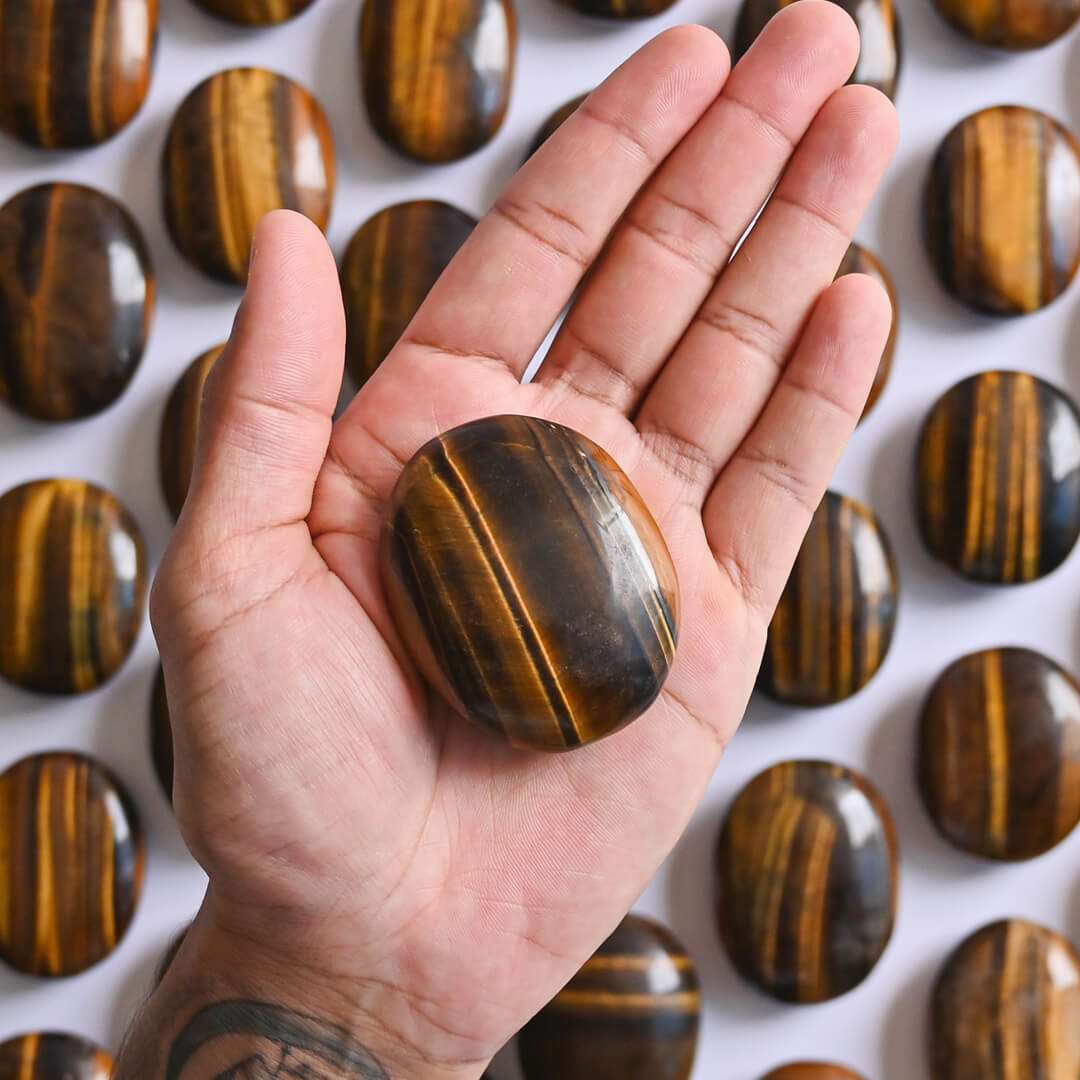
[117,894,491,1080]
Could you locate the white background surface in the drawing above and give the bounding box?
[1,0,1079,1075]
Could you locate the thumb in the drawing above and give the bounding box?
[182,210,345,544]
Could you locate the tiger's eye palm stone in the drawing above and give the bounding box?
[762,1066,866,1080]
[555,0,679,15]
[916,372,1080,583]
[733,0,901,99]
[518,914,701,1079]
[930,0,1079,47]
[382,415,679,752]
[836,244,897,421]
[925,107,1080,315]
[192,0,318,24]
[341,202,475,389]
[716,760,898,1003]
[932,919,1080,1080]
[151,666,174,802]
[759,491,899,707]
[526,93,588,161]
[360,0,516,163]
[0,1032,113,1079]
[919,647,1080,860]
[0,752,146,976]
[0,183,155,422]
[0,479,147,694]
[0,0,157,148]
[163,68,336,284]
[159,344,224,519]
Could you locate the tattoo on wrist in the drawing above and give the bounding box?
[166,1001,390,1079]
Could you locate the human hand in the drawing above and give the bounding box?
[119,7,897,1077]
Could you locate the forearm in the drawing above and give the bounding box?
[116,901,490,1080]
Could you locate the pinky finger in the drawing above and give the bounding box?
[702,272,892,622]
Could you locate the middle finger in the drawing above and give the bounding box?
[535,1,860,415]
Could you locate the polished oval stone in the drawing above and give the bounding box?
[919,647,1080,860]
[341,202,476,389]
[932,919,1080,1080]
[382,415,679,751]
[526,93,588,162]
[0,1031,113,1079]
[163,68,336,284]
[716,760,899,1003]
[762,1067,866,1080]
[930,0,1078,47]
[192,0,319,24]
[0,0,158,148]
[518,914,701,1080]
[759,491,899,707]
[916,371,1080,583]
[159,344,224,519]
[0,479,147,695]
[734,0,901,100]
[0,182,155,422]
[925,106,1080,315]
[555,0,680,14]
[836,244,897,421]
[360,0,516,163]
[151,665,174,803]
[0,752,146,976]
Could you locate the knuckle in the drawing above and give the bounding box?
[740,443,821,515]
[492,195,592,269]
[698,297,787,369]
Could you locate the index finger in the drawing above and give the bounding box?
[381,25,730,385]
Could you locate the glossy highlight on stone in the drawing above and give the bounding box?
[0,183,155,422]
[555,0,680,14]
[930,0,1079,47]
[159,344,224,519]
[526,93,588,162]
[716,760,898,1003]
[919,647,1080,860]
[759,491,899,707]
[0,752,146,977]
[0,479,147,695]
[916,371,1080,584]
[192,0,319,25]
[925,106,1080,315]
[0,1032,113,1079]
[151,666,174,803]
[341,202,476,389]
[518,914,701,1080]
[836,244,897,421]
[734,0,901,99]
[762,1067,866,1080]
[932,919,1080,1080]
[360,0,516,163]
[163,68,336,284]
[0,0,158,148]
[382,415,679,752]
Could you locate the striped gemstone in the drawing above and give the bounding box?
[163,68,335,285]
[0,478,147,694]
[919,647,1080,860]
[716,760,899,1003]
[916,371,1080,583]
[518,914,701,1080]
[932,920,1080,1080]
[382,415,678,752]
[0,752,145,977]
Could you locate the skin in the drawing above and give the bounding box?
[116,8,898,1078]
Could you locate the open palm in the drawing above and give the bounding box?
[151,7,897,1077]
